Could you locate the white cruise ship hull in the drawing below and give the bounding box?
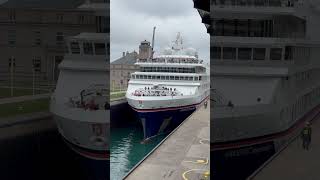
[211,93,320,179]
[127,91,209,139]
[51,102,109,160]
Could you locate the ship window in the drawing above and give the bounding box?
[270,48,282,60]
[148,75,151,79]
[152,76,155,79]
[238,48,252,60]
[175,76,179,80]
[199,76,202,80]
[56,32,64,44]
[238,20,250,36]
[253,48,266,60]
[251,20,264,37]
[95,43,106,55]
[189,77,193,81]
[32,56,41,72]
[156,76,160,80]
[212,46,221,60]
[83,42,94,55]
[166,76,169,80]
[161,76,165,80]
[223,47,236,60]
[172,67,177,72]
[195,77,199,81]
[70,42,80,54]
[224,19,236,36]
[285,46,293,61]
[143,75,147,79]
[170,76,174,80]
[269,0,281,6]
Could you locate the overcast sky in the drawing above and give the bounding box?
[110,0,209,62]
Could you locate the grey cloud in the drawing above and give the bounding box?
[111,0,209,62]
[112,0,195,19]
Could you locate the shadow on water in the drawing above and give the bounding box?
[0,128,108,180]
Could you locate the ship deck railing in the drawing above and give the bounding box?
[132,88,183,97]
[137,59,203,64]
[212,0,295,8]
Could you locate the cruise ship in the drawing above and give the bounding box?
[126,32,210,140]
[195,0,320,179]
[50,0,109,179]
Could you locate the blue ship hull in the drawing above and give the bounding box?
[133,105,197,139]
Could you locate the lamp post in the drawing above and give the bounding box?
[10,56,14,97]
[32,64,35,96]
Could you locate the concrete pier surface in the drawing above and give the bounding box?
[124,101,210,180]
[250,113,320,180]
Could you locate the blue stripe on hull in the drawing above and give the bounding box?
[135,106,196,139]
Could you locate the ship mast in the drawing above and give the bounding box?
[150,26,156,59]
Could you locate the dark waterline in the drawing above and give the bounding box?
[0,129,107,180]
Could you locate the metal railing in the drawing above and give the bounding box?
[212,0,296,7]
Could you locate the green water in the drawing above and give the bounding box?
[110,125,166,180]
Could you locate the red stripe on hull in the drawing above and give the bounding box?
[212,104,320,150]
[63,137,109,161]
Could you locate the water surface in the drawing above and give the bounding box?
[110,125,166,180]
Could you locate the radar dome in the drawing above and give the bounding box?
[185,47,197,56]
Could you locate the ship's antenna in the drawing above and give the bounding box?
[151,26,156,59]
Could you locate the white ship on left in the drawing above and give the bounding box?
[49,1,109,178]
[50,33,109,160]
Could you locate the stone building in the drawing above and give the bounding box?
[138,40,152,60]
[110,40,153,91]
[110,51,139,91]
[0,0,108,83]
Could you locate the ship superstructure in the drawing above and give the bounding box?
[126,32,210,139]
[195,0,320,178]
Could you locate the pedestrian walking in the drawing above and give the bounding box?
[301,122,312,150]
